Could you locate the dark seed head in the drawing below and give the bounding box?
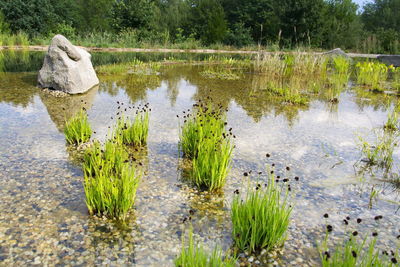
[324,251,331,259]
[352,231,358,236]
[343,219,348,225]
[266,153,270,157]
[372,232,378,237]
[346,216,351,220]
[243,172,248,177]
[326,225,333,232]
[286,166,290,171]
[391,258,397,264]
[323,213,329,218]
[294,176,299,181]
[352,251,357,258]
[357,218,362,223]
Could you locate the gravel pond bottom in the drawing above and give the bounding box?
[0,65,399,266]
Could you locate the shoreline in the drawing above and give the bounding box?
[0,45,380,58]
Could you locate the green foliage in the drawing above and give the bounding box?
[111,0,157,33]
[358,129,398,170]
[113,110,150,147]
[191,138,233,191]
[0,10,9,34]
[179,104,227,159]
[64,109,92,145]
[356,61,390,91]
[231,178,292,253]
[83,140,140,220]
[175,228,236,267]
[189,0,228,45]
[319,235,397,267]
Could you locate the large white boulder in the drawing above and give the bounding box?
[38,35,99,94]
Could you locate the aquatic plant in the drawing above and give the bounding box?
[392,66,400,92]
[175,228,236,267]
[356,61,389,91]
[358,129,397,170]
[326,56,351,101]
[191,138,233,191]
[319,234,397,267]
[179,104,226,159]
[113,110,150,147]
[96,59,161,75]
[83,140,140,220]
[384,106,399,132]
[64,109,92,145]
[231,178,292,253]
[265,81,309,105]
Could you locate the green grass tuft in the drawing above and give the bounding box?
[113,110,150,147]
[191,138,233,191]
[64,109,92,145]
[356,61,389,91]
[179,105,227,159]
[231,178,292,253]
[175,228,237,267]
[82,140,140,220]
[319,235,397,267]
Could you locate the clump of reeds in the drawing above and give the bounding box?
[356,61,389,91]
[179,102,233,191]
[326,56,351,101]
[319,233,397,267]
[231,178,292,253]
[64,109,92,145]
[113,109,149,147]
[175,228,236,267]
[179,104,226,159]
[191,138,233,191]
[384,106,399,131]
[82,140,140,220]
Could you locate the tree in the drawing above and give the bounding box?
[0,0,58,36]
[111,0,157,33]
[0,10,8,33]
[189,0,228,44]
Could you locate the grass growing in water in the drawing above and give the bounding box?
[179,104,227,159]
[83,140,140,220]
[113,109,150,147]
[191,138,233,191]
[175,228,236,267]
[64,109,92,145]
[319,234,397,267]
[356,61,390,91]
[231,178,292,253]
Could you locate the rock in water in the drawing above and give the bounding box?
[38,35,99,94]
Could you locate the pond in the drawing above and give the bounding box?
[0,51,399,266]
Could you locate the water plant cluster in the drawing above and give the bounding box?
[319,213,398,267]
[358,105,400,175]
[96,59,161,75]
[63,103,150,220]
[179,100,233,192]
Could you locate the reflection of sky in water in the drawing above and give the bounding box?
[0,65,399,266]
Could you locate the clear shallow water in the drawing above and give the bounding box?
[0,57,399,266]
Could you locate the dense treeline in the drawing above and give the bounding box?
[0,0,399,53]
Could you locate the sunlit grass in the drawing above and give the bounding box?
[319,234,397,267]
[191,138,233,191]
[175,228,237,267]
[231,178,292,253]
[113,110,149,147]
[64,109,92,145]
[356,61,389,91]
[96,59,161,75]
[83,140,140,220]
[179,105,226,159]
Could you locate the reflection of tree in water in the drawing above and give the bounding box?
[99,74,161,104]
[0,73,38,107]
[160,67,185,107]
[162,65,312,125]
[39,86,99,132]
